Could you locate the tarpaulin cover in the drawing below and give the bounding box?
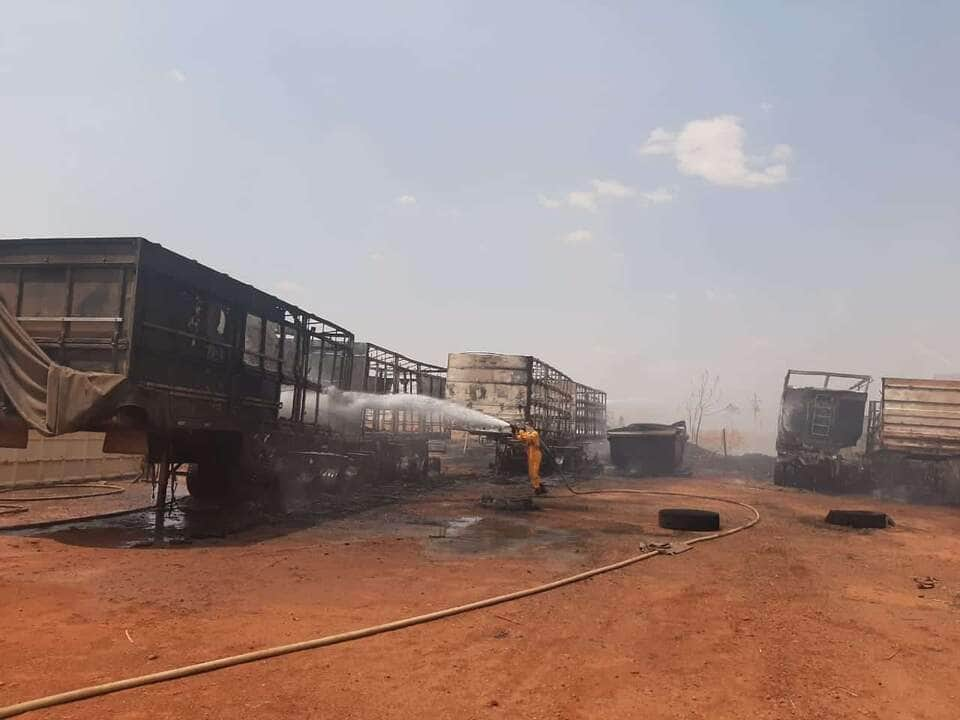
[0,300,126,435]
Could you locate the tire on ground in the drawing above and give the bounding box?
[658,508,720,531]
[824,509,892,529]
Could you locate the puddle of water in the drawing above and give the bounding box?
[7,503,263,548]
[442,516,482,537]
[426,514,580,555]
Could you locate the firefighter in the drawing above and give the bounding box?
[514,424,546,495]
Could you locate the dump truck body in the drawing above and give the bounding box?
[607,422,687,475]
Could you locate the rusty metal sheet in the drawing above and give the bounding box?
[879,377,960,457]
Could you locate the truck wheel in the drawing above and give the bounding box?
[658,508,720,531]
[824,510,892,529]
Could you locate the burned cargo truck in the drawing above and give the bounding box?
[445,352,607,473]
[774,369,871,492]
[0,237,445,507]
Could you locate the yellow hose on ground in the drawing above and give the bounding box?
[0,483,126,502]
[0,489,759,718]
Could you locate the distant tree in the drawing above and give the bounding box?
[683,370,737,445]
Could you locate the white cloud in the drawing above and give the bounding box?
[638,186,676,205]
[394,194,417,206]
[562,229,593,246]
[637,127,677,156]
[760,101,774,113]
[638,115,792,188]
[165,68,186,83]
[590,178,635,199]
[566,190,598,213]
[368,251,385,262]
[770,143,793,162]
[545,178,675,212]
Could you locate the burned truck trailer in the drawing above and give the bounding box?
[863,377,960,503]
[774,369,871,492]
[445,352,606,472]
[0,237,425,504]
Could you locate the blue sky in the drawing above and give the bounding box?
[3,2,959,447]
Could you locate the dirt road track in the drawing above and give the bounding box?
[2,476,959,719]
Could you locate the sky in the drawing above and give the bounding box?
[3,1,959,449]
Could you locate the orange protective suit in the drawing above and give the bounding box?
[515,428,542,491]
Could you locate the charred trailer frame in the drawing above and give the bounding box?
[773,369,871,493]
[350,342,447,436]
[344,342,448,480]
[607,421,687,475]
[0,237,356,504]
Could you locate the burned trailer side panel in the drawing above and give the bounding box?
[446,352,530,429]
[877,377,960,457]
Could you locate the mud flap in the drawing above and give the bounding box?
[103,429,149,454]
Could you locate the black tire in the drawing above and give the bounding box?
[658,508,720,531]
[824,509,891,529]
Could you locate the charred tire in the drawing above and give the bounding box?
[658,508,720,531]
[824,509,892,529]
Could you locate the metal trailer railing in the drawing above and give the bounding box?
[528,356,576,445]
[575,383,607,439]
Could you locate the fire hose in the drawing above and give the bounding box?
[0,483,126,517]
[0,483,758,718]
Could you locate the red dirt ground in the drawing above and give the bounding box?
[2,475,959,719]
